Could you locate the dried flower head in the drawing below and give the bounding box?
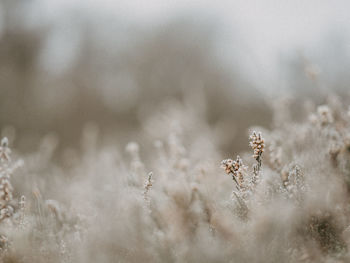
[249,131,265,159]
[221,156,246,187]
[221,158,234,175]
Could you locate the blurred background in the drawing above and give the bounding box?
[0,0,350,157]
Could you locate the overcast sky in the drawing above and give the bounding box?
[37,0,350,91]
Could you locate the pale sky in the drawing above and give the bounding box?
[38,0,350,91]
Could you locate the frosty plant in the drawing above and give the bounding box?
[249,131,265,184]
[143,172,153,208]
[0,137,24,251]
[221,153,250,219]
[221,156,246,190]
[0,137,14,222]
[221,131,265,194]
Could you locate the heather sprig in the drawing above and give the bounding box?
[249,131,264,183]
[221,156,246,189]
[143,172,153,205]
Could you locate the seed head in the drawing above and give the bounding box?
[249,131,265,159]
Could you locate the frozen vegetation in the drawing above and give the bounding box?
[2,1,350,262]
[1,98,350,262]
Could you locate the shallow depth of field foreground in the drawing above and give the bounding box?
[2,0,350,262]
[2,100,350,262]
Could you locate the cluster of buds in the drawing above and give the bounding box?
[249,131,265,160]
[221,132,266,195]
[221,156,246,188]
